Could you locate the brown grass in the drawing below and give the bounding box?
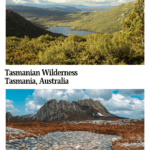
[6,119,144,150]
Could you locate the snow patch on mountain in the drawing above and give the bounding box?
[97,112,105,116]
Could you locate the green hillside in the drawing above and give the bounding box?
[7,2,136,34]
[44,6,81,12]
[6,9,63,38]
[6,0,144,65]
[43,1,137,34]
[6,5,70,18]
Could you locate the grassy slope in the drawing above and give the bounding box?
[44,6,81,12]
[26,11,92,28]
[6,9,64,38]
[41,1,136,34]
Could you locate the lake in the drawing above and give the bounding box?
[47,26,95,36]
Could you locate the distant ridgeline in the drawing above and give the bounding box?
[6,5,71,17]
[6,0,144,65]
[6,99,127,123]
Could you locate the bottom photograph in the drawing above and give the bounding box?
[6,89,144,150]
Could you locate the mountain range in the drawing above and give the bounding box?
[6,99,127,123]
[6,1,136,37]
[6,5,113,16]
[6,5,70,18]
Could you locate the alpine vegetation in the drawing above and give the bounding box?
[6,0,144,65]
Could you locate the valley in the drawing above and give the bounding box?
[6,0,144,65]
[33,1,137,34]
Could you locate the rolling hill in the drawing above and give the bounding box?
[6,5,70,18]
[79,6,113,11]
[47,1,137,34]
[44,6,81,12]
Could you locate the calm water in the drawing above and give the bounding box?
[47,26,95,36]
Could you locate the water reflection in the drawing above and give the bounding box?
[47,26,95,36]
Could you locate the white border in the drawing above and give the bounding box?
[2,0,150,149]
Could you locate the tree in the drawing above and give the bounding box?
[121,0,144,63]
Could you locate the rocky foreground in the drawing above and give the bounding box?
[6,131,123,150]
[63,118,143,125]
[6,128,144,150]
[6,119,144,150]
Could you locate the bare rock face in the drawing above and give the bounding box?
[6,112,13,121]
[6,99,126,123]
[34,99,116,122]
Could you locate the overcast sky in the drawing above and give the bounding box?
[6,89,144,119]
[6,0,136,7]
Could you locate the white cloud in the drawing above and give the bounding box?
[25,89,88,113]
[32,0,41,4]
[66,89,74,93]
[25,89,144,119]
[6,99,20,114]
[118,0,135,3]
[6,0,136,6]
[49,0,68,3]
[119,89,144,98]
[57,91,63,96]
[12,0,27,4]
[25,89,113,113]
[110,93,124,101]
[85,89,113,100]
[25,101,42,113]
[97,94,144,119]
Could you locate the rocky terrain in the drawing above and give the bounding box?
[6,99,144,149]
[6,99,127,123]
[6,130,123,150]
[6,119,144,150]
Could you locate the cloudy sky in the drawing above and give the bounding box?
[6,0,136,7]
[6,89,144,119]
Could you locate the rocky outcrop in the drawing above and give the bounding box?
[6,99,126,123]
[6,112,36,123]
[6,112,13,121]
[34,99,117,122]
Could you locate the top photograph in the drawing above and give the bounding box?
[6,0,144,65]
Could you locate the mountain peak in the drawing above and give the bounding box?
[6,99,127,123]
[34,99,114,122]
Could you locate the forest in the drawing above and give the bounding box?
[6,0,144,65]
